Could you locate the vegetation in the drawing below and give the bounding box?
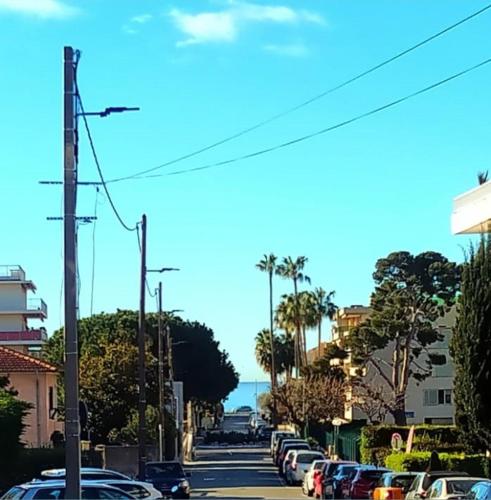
[385,451,490,477]
[346,251,460,424]
[43,310,238,444]
[0,376,32,467]
[451,237,491,451]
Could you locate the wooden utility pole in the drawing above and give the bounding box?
[138,214,147,481]
[158,281,165,461]
[63,45,81,499]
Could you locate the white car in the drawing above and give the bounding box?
[285,450,326,486]
[93,479,163,499]
[271,430,297,457]
[425,477,489,500]
[39,467,131,482]
[302,459,329,497]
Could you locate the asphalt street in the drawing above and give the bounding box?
[188,414,302,499]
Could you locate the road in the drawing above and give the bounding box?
[188,414,301,499]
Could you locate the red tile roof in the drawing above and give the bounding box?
[0,346,57,373]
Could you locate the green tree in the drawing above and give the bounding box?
[256,254,278,396]
[0,376,32,468]
[43,310,239,443]
[276,256,311,375]
[255,329,294,381]
[311,287,337,360]
[347,251,460,425]
[451,238,491,451]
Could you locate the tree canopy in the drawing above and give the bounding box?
[346,251,460,425]
[451,238,491,451]
[43,310,239,443]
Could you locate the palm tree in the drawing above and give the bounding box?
[256,254,278,391]
[311,287,337,359]
[298,291,318,365]
[276,256,311,376]
[255,328,273,375]
[277,332,295,381]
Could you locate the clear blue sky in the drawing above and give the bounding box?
[1,0,489,381]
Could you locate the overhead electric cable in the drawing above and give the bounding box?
[90,187,99,316]
[132,57,491,178]
[107,2,491,183]
[76,87,138,232]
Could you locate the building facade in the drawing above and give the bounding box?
[0,265,47,354]
[327,305,455,425]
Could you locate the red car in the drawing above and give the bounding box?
[313,461,358,499]
[349,467,391,499]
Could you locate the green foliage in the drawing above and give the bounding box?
[347,251,460,424]
[43,310,239,444]
[385,451,491,477]
[451,237,491,452]
[360,425,462,464]
[0,377,32,468]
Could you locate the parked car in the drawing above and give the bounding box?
[315,461,358,499]
[234,405,253,413]
[371,472,419,500]
[145,461,191,499]
[0,480,134,499]
[39,467,131,482]
[405,472,470,500]
[271,431,297,457]
[349,466,391,499]
[302,459,329,497]
[257,425,274,441]
[285,450,325,486]
[93,479,163,499]
[468,481,491,500]
[282,449,298,478]
[327,463,360,499]
[277,441,310,471]
[275,438,308,465]
[424,477,488,500]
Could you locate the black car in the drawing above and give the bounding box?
[257,426,274,441]
[145,461,191,499]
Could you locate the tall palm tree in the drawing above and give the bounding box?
[276,256,310,376]
[312,287,337,359]
[277,332,295,381]
[256,254,277,391]
[298,291,318,365]
[255,328,273,375]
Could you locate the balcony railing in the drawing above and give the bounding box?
[0,265,26,282]
[0,328,47,343]
[27,298,48,317]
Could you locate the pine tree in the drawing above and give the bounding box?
[451,237,491,451]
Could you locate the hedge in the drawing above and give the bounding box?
[385,452,491,478]
[204,431,257,445]
[360,425,463,464]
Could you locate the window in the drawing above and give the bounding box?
[423,389,452,406]
[33,488,64,499]
[428,480,443,498]
[48,387,54,418]
[114,484,150,499]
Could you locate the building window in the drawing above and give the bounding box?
[424,389,452,406]
[48,387,54,418]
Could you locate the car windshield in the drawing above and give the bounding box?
[336,465,357,477]
[146,463,184,479]
[297,453,324,464]
[392,475,418,491]
[447,480,479,494]
[314,461,326,470]
[360,470,386,481]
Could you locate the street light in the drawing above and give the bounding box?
[147,268,180,462]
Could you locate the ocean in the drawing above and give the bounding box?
[224,381,270,412]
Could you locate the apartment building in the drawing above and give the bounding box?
[0,265,48,354]
[327,305,455,425]
[452,178,491,234]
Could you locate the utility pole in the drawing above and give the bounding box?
[138,214,147,481]
[63,46,81,499]
[157,281,164,461]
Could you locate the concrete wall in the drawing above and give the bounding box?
[98,445,159,478]
[0,314,25,331]
[2,371,63,446]
[0,284,26,311]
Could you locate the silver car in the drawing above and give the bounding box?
[93,480,162,499]
[0,480,134,499]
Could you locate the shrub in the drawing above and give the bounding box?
[385,451,491,478]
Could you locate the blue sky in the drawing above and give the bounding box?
[0,0,490,381]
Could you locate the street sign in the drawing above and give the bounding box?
[391,432,403,451]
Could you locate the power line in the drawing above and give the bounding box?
[90,187,99,316]
[131,57,491,178]
[136,224,157,298]
[107,2,491,184]
[76,86,138,232]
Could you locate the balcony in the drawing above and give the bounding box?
[0,265,36,290]
[0,328,47,345]
[0,298,48,319]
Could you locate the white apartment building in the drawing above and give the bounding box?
[0,265,48,353]
[330,305,455,425]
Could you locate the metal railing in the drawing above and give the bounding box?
[0,265,25,281]
[27,298,48,316]
[0,328,47,342]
